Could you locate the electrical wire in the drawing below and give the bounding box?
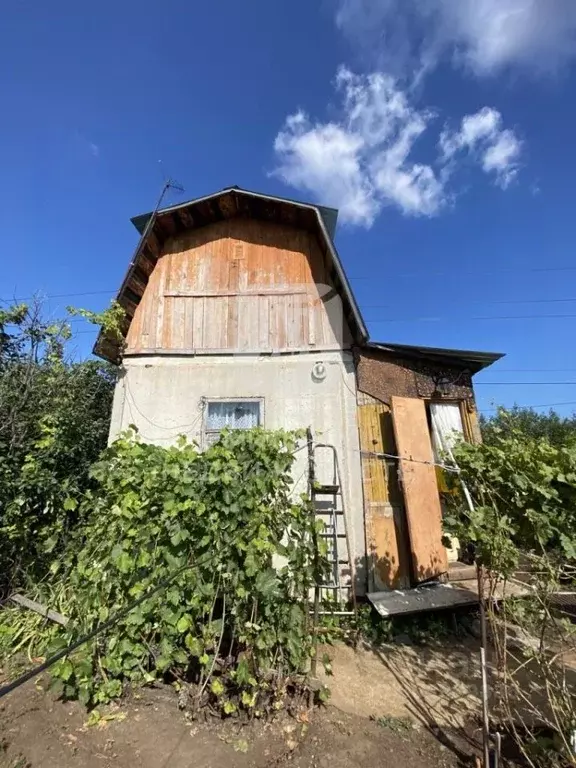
[0,290,115,303]
[122,376,205,434]
[358,448,460,472]
[350,265,576,279]
[487,369,576,373]
[362,297,576,308]
[0,549,218,701]
[4,262,576,303]
[478,401,576,412]
[475,381,576,386]
[369,313,576,323]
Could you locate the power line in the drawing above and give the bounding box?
[350,265,576,279]
[490,369,576,373]
[369,314,576,322]
[363,297,576,308]
[6,290,576,307]
[0,290,115,303]
[476,382,576,386]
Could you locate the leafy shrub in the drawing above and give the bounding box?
[481,406,576,449]
[41,428,324,713]
[444,426,576,766]
[0,303,116,588]
[444,427,576,575]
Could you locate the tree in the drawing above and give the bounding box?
[0,301,117,589]
[481,406,576,447]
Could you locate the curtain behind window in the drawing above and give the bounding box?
[430,402,464,561]
[430,403,464,463]
[206,401,260,430]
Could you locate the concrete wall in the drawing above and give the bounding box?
[109,350,366,592]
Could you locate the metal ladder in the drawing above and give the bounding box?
[306,429,356,616]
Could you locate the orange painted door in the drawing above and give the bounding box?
[391,396,448,583]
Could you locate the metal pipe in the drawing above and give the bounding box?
[478,564,491,768]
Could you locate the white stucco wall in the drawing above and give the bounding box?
[109,351,366,592]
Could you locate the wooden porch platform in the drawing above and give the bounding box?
[367,562,530,618]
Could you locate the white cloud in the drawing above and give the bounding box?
[272,70,521,226]
[89,142,100,158]
[440,107,522,188]
[336,0,576,77]
[273,69,446,225]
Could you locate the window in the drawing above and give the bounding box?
[203,399,262,447]
[428,402,464,463]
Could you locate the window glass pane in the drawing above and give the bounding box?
[206,401,260,430]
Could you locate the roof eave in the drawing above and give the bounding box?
[93,187,367,361]
[365,341,505,373]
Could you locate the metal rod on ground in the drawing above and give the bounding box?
[445,444,491,768]
[494,731,501,768]
[478,564,491,768]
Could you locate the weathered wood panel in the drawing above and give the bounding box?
[126,219,351,353]
[391,396,448,583]
[358,395,410,590]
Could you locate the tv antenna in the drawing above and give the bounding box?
[157,160,185,207]
[136,173,186,247]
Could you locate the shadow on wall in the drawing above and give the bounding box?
[361,541,449,594]
[413,552,449,585]
[366,547,405,591]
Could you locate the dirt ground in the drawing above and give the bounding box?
[319,637,485,729]
[0,640,486,768]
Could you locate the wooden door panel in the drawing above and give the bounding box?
[358,400,410,589]
[391,396,448,583]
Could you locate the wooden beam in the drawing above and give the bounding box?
[391,396,448,584]
[164,288,309,298]
[10,593,69,626]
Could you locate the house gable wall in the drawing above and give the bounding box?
[125,218,352,354]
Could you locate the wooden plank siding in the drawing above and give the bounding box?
[125,218,352,354]
[391,396,448,584]
[357,392,410,589]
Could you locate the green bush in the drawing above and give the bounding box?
[444,427,576,576]
[0,303,116,587]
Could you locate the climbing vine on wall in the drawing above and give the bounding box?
[3,427,327,714]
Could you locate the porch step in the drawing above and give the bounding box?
[449,562,477,582]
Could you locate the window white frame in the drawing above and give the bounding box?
[202,397,264,448]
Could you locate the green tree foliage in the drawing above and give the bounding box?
[444,426,576,766]
[0,302,117,588]
[445,427,576,575]
[26,428,323,712]
[481,406,576,448]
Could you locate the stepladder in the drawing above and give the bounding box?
[306,428,357,617]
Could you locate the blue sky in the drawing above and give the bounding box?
[2,0,576,416]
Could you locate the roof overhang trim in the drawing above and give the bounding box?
[364,341,504,374]
[94,187,368,363]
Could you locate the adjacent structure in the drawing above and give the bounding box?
[96,186,503,603]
